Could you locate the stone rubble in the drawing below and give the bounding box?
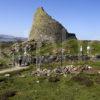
[31,65,93,77]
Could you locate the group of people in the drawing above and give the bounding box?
[12,53,31,67]
[10,41,92,67]
[11,43,31,67]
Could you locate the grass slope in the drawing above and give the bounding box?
[0,68,100,100]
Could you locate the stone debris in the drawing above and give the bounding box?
[36,80,39,83]
[4,74,10,77]
[31,65,93,77]
[98,71,100,74]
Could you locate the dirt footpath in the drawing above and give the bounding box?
[0,66,29,74]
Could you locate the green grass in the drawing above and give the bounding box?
[0,70,100,100]
[0,40,100,100]
[86,61,100,68]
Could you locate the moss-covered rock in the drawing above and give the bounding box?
[29,7,76,43]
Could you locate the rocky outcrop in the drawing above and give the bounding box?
[29,7,76,43]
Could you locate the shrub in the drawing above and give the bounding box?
[72,74,94,87]
[0,77,7,83]
[94,74,100,84]
[48,75,60,82]
[0,59,8,68]
[95,77,100,84]
[0,90,16,100]
[37,76,47,82]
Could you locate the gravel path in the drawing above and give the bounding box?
[0,66,29,74]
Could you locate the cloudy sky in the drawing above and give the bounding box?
[0,0,100,40]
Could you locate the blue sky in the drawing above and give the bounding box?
[0,0,100,40]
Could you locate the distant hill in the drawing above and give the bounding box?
[0,34,27,42]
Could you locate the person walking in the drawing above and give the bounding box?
[18,54,22,66]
